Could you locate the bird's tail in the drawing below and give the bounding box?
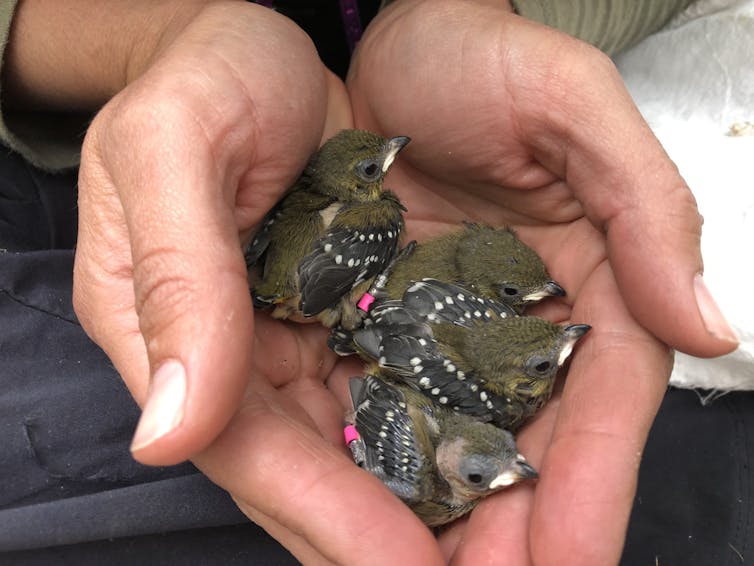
[251,291,281,309]
[328,327,358,355]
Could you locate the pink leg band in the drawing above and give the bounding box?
[357,292,376,312]
[343,424,361,445]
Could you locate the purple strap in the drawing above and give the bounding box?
[253,1,364,53]
[339,0,364,53]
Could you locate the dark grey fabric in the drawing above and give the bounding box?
[0,148,296,564]
[622,387,754,566]
[2,523,297,566]
[1,86,753,563]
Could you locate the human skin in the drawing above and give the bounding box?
[347,1,738,563]
[4,0,738,564]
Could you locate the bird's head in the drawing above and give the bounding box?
[436,421,537,501]
[304,129,410,202]
[455,316,591,389]
[456,223,566,312]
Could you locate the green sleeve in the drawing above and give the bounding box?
[0,0,89,171]
[509,0,697,56]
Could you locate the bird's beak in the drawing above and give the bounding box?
[545,280,566,297]
[489,454,539,489]
[522,280,567,302]
[557,324,592,366]
[381,136,411,173]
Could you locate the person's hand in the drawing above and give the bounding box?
[73,0,339,461]
[347,0,739,563]
[70,2,449,563]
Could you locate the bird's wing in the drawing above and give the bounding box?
[365,240,418,301]
[368,300,424,326]
[356,319,507,422]
[352,323,438,375]
[298,221,401,316]
[327,327,357,356]
[351,376,431,501]
[327,296,421,357]
[401,279,517,327]
[244,205,284,268]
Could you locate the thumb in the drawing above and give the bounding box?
[75,93,261,466]
[572,77,738,357]
[72,0,335,467]
[517,43,739,358]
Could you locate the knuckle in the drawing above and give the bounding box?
[72,245,135,339]
[132,247,201,338]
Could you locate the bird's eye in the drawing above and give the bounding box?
[460,457,495,490]
[502,285,520,297]
[467,473,484,485]
[356,159,381,182]
[526,355,554,376]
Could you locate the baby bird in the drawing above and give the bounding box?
[246,129,409,329]
[364,222,565,315]
[350,280,591,430]
[346,374,538,527]
[328,277,517,355]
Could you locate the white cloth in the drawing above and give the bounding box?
[614,0,754,390]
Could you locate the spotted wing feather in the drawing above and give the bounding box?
[353,322,436,372]
[298,223,401,316]
[244,208,282,269]
[400,279,516,327]
[368,300,424,326]
[355,317,510,422]
[350,376,431,501]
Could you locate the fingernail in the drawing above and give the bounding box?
[131,359,187,452]
[694,273,738,345]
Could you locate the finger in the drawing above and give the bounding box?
[75,97,257,465]
[505,30,738,357]
[322,68,354,141]
[351,3,738,357]
[194,386,446,566]
[73,3,342,467]
[443,387,559,565]
[530,263,671,566]
[448,486,535,565]
[234,504,337,566]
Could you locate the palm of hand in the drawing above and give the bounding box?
[204,154,669,566]
[74,2,710,564]
[301,2,673,563]
[203,19,670,562]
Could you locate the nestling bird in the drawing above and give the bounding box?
[349,279,591,430]
[363,222,565,315]
[345,374,538,527]
[328,277,517,355]
[245,129,410,329]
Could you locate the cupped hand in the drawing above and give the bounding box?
[74,3,444,564]
[71,0,740,563]
[347,0,739,564]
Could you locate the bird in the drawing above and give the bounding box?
[328,276,518,355]
[245,129,410,329]
[345,374,538,527]
[360,222,565,316]
[347,279,591,431]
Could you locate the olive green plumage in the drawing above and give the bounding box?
[348,375,537,527]
[350,281,590,430]
[245,129,410,329]
[378,222,565,313]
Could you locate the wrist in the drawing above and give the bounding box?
[124,1,255,87]
[2,0,232,111]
